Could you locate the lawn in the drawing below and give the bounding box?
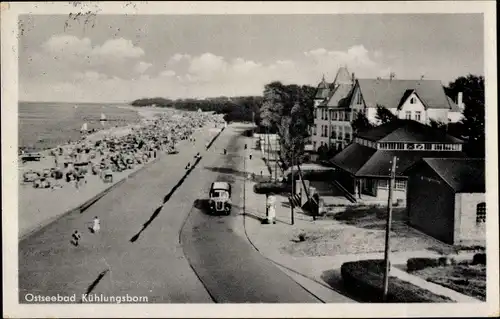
[411,265,486,301]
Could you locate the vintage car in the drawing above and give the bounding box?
[208,181,232,215]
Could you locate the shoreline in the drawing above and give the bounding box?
[18,104,203,154]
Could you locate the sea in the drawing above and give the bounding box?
[18,102,142,152]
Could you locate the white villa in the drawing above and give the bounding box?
[310,67,465,152]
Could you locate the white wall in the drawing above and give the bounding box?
[454,193,486,244]
[427,108,449,123]
[397,93,427,123]
[448,111,463,123]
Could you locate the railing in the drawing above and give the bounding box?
[332,180,357,203]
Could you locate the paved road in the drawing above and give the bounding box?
[180,125,321,303]
[19,124,323,303]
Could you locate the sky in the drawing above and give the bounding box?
[18,14,484,103]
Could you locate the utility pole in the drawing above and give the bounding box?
[328,107,332,151]
[290,153,295,225]
[383,156,398,302]
[274,136,278,182]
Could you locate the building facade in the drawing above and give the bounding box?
[330,120,466,203]
[310,68,465,152]
[405,158,485,245]
[311,67,355,152]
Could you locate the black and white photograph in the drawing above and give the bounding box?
[2,1,498,318]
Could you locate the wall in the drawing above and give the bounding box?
[407,165,456,244]
[427,108,449,124]
[454,193,486,244]
[448,111,463,123]
[376,184,407,203]
[396,93,427,124]
[366,107,378,124]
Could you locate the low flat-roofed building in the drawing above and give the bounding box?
[405,158,485,245]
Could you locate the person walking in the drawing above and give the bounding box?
[71,230,81,246]
[92,216,101,233]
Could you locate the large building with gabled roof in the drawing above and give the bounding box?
[310,68,465,152]
[330,119,466,203]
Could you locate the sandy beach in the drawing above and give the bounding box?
[19,107,225,238]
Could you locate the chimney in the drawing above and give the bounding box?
[351,72,355,83]
[458,92,464,110]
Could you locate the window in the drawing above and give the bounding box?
[424,144,433,150]
[410,97,416,104]
[314,108,317,119]
[331,127,337,139]
[444,144,453,151]
[395,180,406,190]
[379,180,389,188]
[356,91,363,105]
[476,202,486,223]
[338,128,343,140]
[434,144,444,151]
[313,125,317,136]
[415,111,421,121]
[345,127,351,141]
[325,110,329,121]
[405,111,412,119]
[345,131,351,140]
[313,141,317,150]
[333,111,338,120]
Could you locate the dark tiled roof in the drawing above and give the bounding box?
[330,143,377,176]
[315,78,331,99]
[331,141,467,178]
[421,158,485,193]
[356,150,467,177]
[357,78,453,110]
[356,120,464,143]
[326,83,354,107]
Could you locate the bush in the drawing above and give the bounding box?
[341,259,454,303]
[253,181,290,194]
[472,253,486,265]
[407,257,456,272]
[407,258,440,272]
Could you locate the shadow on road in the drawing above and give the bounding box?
[82,269,109,300]
[130,157,204,243]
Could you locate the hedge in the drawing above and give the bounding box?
[253,181,290,194]
[407,257,456,272]
[341,259,454,303]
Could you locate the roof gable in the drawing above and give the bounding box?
[326,83,354,107]
[357,79,451,109]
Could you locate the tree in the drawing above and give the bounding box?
[351,110,374,134]
[445,74,485,157]
[376,105,398,124]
